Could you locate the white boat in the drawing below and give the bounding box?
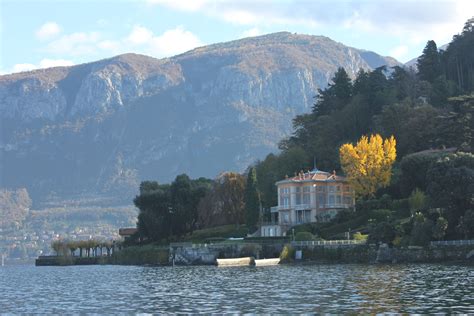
[216,257,255,266]
[255,258,280,266]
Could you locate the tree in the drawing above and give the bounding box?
[443,18,474,92]
[245,167,260,232]
[437,95,474,152]
[368,221,396,245]
[408,189,427,215]
[217,172,246,225]
[432,216,448,240]
[134,185,172,241]
[339,134,397,197]
[51,240,63,256]
[409,212,433,246]
[417,40,441,83]
[458,209,474,238]
[197,172,246,228]
[426,152,474,238]
[313,67,352,116]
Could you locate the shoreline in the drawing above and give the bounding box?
[35,242,474,267]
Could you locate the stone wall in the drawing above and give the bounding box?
[170,242,285,265]
[292,243,474,264]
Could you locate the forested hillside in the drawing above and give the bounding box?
[253,18,474,242]
[132,19,473,244]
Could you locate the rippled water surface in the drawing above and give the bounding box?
[1,263,473,313]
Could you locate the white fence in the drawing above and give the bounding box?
[291,239,367,247]
[430,240,474,246]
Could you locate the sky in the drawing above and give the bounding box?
[0,0,472,75]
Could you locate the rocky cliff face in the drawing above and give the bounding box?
[0,32,399,204]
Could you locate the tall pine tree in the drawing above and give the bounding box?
[417,40,441,83]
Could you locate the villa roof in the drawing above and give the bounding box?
[276,168,346,185]
[119,228,138,236]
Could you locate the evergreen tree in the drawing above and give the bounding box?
[313,67,352,116]
[245,167,261,232]
[443,18,474,92]
[417,40,441,83]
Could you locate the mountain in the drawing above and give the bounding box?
[0,32,400,205]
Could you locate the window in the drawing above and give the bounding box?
[295,187,301,193]
[344,186,350,192]
[328,195,335,206]
[280,187,290,196]
[317,186,325,192]
[337,186,341,192]
[336,195,342,204]
[303,186,310,193]
[318,194,326,205]
[303,193,310,204]
[344,196,352,205]
[295,193,302,205]
[328,186,335,193]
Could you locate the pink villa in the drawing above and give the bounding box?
[261,168,355,237]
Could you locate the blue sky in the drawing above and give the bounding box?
[1,0,472,74]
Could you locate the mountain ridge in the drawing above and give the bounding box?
[0,32,400,205]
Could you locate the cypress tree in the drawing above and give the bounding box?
[245,167,261,232]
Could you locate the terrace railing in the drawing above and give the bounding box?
[430,240,474,246]
[291,239,367,247]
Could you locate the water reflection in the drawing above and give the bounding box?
[0,264,472,313]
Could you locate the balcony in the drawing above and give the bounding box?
[270,205,290,212]
[294,204,311,211]
[319,203,352,209]
[270,204,313,212]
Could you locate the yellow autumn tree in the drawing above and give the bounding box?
[339,134,396,198]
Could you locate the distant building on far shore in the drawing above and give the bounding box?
[119,228,138,240]
[261,168,355,237]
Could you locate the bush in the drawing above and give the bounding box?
[352,232,368,241]
[369,209,393,223]
[368,221,396,245]
[183,225,248,242]
[279,244,295,263]
[391,198,410,218]
[294,232,315,241]
[112,245,169,265]
[319,215,368,239]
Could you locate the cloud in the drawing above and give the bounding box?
[36,22,61,40]
[39,59,75,68]
[126,25,154,45]
[390,45,409,59]
[38,24,202,61]
[44,32,101,56]
[240,27,261,38]
[12,63,37,73]
[145,0,209,12]
[147,0,473,46]
[148,26,203,56]
[6,59,75,74]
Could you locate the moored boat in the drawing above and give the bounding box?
[255,258,280,266]
[216,257,255,266]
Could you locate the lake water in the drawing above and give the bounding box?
[1,263,473,313]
